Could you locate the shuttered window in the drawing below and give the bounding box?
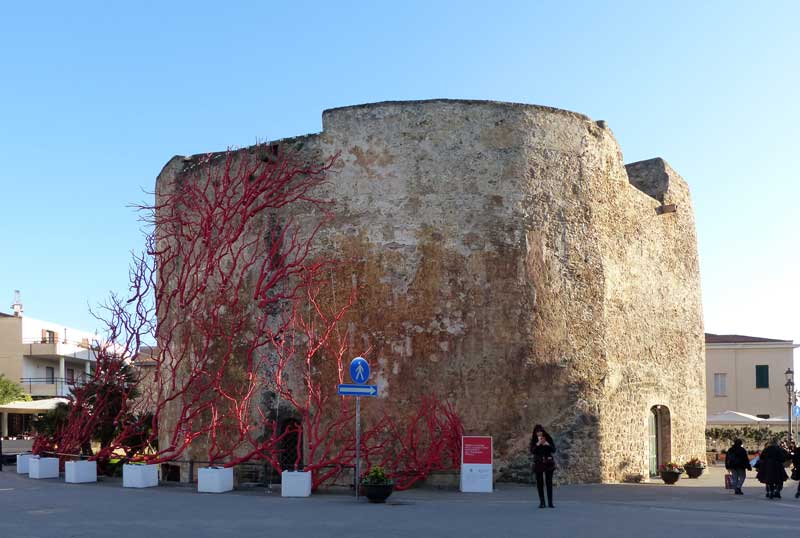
[714,373,727,396]
[755,365,769,388]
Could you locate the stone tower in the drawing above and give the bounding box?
[156,100,706,483]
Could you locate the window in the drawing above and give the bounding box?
[714,373,727,396]
[42,330,56,344]
[45,366,55,384]
[756,365,769,388]
[66,368,75,383]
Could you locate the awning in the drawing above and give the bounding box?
[707,410,765,425]
[0,398,69,414]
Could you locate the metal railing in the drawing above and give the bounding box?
[19,376,87,396]
[21,337,97,348]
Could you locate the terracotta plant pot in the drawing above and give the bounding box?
[660,470,681,484]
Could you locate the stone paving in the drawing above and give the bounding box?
[1,465,798,538]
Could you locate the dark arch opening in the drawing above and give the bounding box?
[278,419,303,472]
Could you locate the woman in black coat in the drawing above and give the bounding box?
[792,445,800,498]
[756,441,789,499]
[530,424,556,508]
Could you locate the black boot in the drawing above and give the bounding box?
[539,501,546,508]
[548,501,555,508]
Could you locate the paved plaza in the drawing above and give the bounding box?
[1,466,798,538]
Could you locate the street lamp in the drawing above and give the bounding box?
[785,368,795,443]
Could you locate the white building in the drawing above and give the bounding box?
[0,298,98,400]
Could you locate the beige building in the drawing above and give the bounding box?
[0,297,97,400]
[0,295,100,438]
[706,333,799,420]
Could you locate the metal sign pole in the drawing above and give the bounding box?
[342,357,374,501]
[355,395,361,500]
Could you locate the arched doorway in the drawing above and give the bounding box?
[648,405,671,477]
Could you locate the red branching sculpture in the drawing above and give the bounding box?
[34,143,464,488]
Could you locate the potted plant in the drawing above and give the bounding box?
[361,466,394,503]
[659,462,683,484]
[683,458,706,478]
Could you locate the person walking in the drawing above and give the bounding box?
[530,424,556,509]
[756,441,789,499]
[725,438,751,495]
[792,443,800,499]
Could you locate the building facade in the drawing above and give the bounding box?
[156,100,707,483]
[706,333,799,419]
[0,309,97,400]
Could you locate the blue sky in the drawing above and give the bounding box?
[1,1,797,346]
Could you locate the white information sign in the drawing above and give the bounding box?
[460,436,493,493]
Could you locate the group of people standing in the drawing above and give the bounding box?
[531,427,800,508]
[725,438,800,499]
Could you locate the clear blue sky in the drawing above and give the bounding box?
[1,1,798,346]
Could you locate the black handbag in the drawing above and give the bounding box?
[533,454,556,472]
[791,467,800,481]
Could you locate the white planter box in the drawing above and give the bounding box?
[123,464,159,488]
[16,454,32,474]
[29,457,59,479]
[281,470,312,497]
[65,460,97,483]
[197,467,234,493]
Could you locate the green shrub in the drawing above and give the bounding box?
[362,466,392,485]
[0,374,32,405]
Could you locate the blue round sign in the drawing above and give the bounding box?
[349,357,370,384]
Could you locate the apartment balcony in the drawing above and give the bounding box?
[19,376,87,398]
[22,338,98,362]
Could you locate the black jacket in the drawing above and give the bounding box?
[530,433,556,472]
[757,445,789,484]
[725,445,751,470]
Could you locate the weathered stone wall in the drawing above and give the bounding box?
[155,99,705,483]
[591,152,706,480]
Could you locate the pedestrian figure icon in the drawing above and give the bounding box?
[349,357,370,385]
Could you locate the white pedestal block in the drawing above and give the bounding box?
[16,454,32,474]
[197,467,234,493]
[65,460,97,483]
[123,464,159,488]
[459,463,493,492]
[281,471,312,497]
[29,457,60,479]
